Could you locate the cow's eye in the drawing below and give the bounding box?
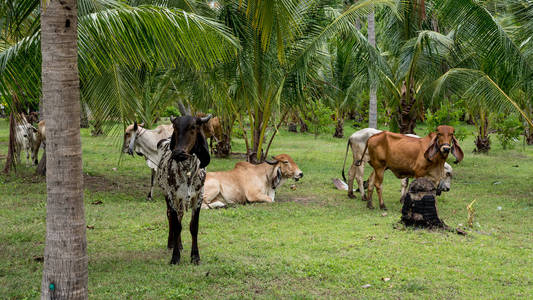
[283,161,289,164]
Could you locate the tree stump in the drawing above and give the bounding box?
[401,178,446,228]
[288,123,298,132]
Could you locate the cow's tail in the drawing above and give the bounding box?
[355,140,369,167]
[341,139,351,182]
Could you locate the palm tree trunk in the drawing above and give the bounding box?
[474,112,491,153]
[333,115,344,138]
[398,81,416,134]
[40,0,88,299]
[368,9,378,129]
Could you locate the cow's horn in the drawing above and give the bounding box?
[133,121,138,131]
[170,116,176,122]
[265,157,278,165]
[199,114,212,123]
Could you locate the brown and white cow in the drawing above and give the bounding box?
[156,115,212,265]
[202,154,303,208]
[360,125,463,210]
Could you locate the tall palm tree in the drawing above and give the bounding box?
[40,1,88,298]
[367,8,378,128]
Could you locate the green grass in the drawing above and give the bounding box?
[1,119,532,299]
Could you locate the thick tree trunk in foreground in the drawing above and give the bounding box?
[41,0,88,299]
[367,10,378,129]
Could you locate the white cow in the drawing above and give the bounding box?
[122,122,173,200]
[341,128,453,201]
[14,116,38,166]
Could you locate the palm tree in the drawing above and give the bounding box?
[367,8,378,128]
[40,1,88,298]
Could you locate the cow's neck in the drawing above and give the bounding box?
[134,128,161,169]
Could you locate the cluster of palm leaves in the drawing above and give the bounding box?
[1,0,533,162]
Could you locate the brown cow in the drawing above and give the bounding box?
[196,113,222,153]
[202,154,303,208]
[360,125,463,210]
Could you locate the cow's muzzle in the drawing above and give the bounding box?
[294,171,304,181]
[171,150,189,162]
[440,143,451,154]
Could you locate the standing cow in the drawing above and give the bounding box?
[122,122,173,200]
[360,125,463,210]
[156,115,211,265]
[341,128,453,201]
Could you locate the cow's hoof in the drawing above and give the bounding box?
[146,195,153,201]
[348,192,356,199]
[362,195,368,202]
[169,258,180,265]
[191,256,200,265]
[367,202,375,209]
[380,205,387,211]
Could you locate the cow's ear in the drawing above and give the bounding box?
[170,132,176,150]
[272,167,282,189]
[192,131,210,168]
[424,134,439,161]
[451,136,464,164]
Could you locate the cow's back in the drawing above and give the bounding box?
[368,132,423,177]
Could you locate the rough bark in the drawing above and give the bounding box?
[398,82,416,134]
[474,116,490,153]
[367,10,378,129]
[401,178,446,229]
[333,117,344,138]
[40,0,88,299]
[299,117,308,133]
[3,112,17,173]
[526,128,533,145]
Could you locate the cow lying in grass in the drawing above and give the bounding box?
[341,128,453,201]
[156,115,211,265]
[202,154,303,209]
[122,122,173,200]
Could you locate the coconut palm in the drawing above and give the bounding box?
[39,1,88,298]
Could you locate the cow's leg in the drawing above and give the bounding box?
[347,162,357,199]
[400,178,409,203]
[170,208,183,265]
[374,168,386,210]
[356,164,366,201]
[166,197,175,249]
[366,171,376,209]
[190,205,201,265]
[147,169,155,201]
[246,191,273,203]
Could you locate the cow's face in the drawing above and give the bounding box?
[169,115,212,168]
[269,154,304,181]
[425,125,464,163]
[122,122,143,155]
[437,164,453,194]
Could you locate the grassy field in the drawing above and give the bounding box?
[1,119,532,299]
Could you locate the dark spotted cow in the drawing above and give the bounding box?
[156,114,212,265]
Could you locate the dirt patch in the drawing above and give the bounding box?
[84,173,119,192]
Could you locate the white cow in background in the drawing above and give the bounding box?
[14,115,38,166]
[122,122,173,200]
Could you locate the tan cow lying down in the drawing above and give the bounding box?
[202,154,303,209]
